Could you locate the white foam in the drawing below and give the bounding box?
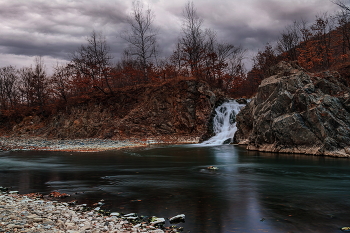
[201,100,246,145]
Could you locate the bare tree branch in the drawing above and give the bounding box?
[72,31,113,94]
[332,0,350,12]
[121,0,158,81]
[180,1,206,78]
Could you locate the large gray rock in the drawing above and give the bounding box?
[234,61,350,157]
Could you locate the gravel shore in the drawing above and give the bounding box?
[0,191,184,233]
[0,139,187,232]
[0,137,150,152]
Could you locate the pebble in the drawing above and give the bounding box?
[0,137,149,152]
[0,192,182,233]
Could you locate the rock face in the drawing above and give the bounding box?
[234,61,350,157]
[11,79,223,142]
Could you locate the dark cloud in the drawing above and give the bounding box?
[0,0,341,71]
[0,0,129,65]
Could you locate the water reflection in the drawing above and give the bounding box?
[1,147,350,232]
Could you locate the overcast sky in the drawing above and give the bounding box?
[0,0,341,73]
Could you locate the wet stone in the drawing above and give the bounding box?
[0,192,184,233]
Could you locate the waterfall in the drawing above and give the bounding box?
[201,100,246,145]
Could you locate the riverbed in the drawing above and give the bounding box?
[1,144,350,233]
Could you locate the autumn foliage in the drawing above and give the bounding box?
[0,2,250,126]
[1,3,350,126]
[248,10,350,93]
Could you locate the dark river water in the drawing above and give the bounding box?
[1,144,350,233]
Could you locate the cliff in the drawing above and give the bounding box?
[234,61,350,157]
[8,78,224,143]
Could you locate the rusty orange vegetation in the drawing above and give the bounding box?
[49,191,70,198]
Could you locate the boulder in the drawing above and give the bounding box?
[234,61,350,157]
[169,214,185,224]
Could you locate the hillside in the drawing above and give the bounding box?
[3,78,225,143]
[247,17,350,95]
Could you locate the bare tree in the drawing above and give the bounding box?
[277,21,300,60]
[333,0,350,12]
[170,42,188,77]
[204,29,219,81]
[177,1,247,89]
[52,64,75,102]
[121,0,158,81]
[252,43,278,79]
[19,57,48,112]
[296,19,312,42]
[337,8,350,56]
[180,1,206,78]
[227,46,246,78]
[0,66,18,110]
[310,12,335,68]
[203,29,239,81]
[72,31,113,94]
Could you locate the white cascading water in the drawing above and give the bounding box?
[201,100,246,145]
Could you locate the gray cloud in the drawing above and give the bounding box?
[0,0,341,71]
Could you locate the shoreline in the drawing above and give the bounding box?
[0,137,189,232]
[0,137,156,152]
[0,136,200,152]
[0,190,183,233]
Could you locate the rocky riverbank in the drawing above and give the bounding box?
[0,137,159,152]
[0,190,184,233]
[0,136,200,152]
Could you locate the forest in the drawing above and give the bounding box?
[1,1,350,125]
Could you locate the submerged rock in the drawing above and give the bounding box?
[0,187,9,193]
[169,214,185,224]
[235,61,350,157]
[151,216,166,226]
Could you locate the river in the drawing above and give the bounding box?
[1,144,350,233]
